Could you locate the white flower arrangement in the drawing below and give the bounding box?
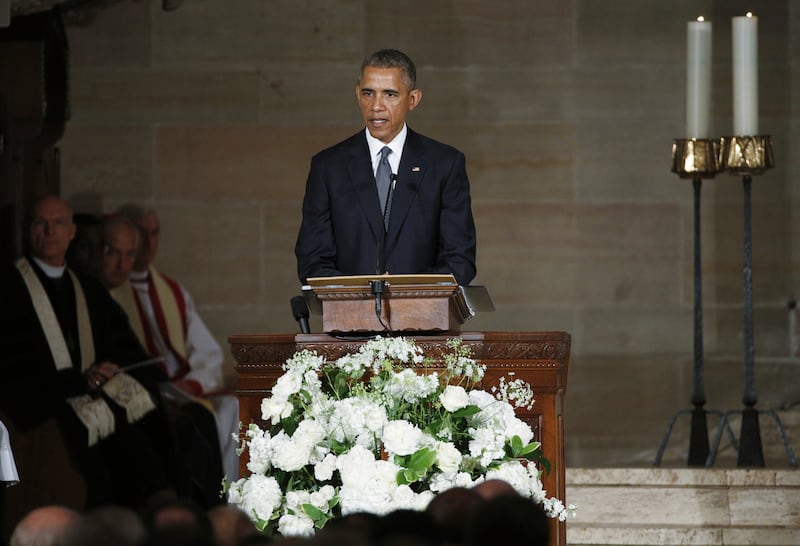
[227,336,574,537]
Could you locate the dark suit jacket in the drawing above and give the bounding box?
[295,128,477,286]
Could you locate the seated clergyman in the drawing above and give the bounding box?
[0,195,179,515]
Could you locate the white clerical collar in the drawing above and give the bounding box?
[365,124,407,175]
[129,269,149,282]
[31,256,66,279]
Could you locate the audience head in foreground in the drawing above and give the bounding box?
[9,505,81,546]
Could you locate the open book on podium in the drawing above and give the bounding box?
[302,274,493,334]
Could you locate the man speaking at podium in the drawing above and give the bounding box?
[295,49,477,287]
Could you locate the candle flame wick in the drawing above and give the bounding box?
[697,16,705,22]
[746,12,753,18]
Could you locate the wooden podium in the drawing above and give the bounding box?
[230,330,570,546]
[304,274,470,333]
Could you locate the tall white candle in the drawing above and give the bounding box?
[686,17,712,138]
[732,13,758,135]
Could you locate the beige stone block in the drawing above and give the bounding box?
[151,0,361,66]
[67,0,150,68]
[258,65,360,126]
[567,526,723,546]
[578,305,692,355]
[155,125,354,201]
[149,202,262,306]
[575,118,685,203]
[365,1,572,67]
[473,202,681,305]
[413,123,575,203]
[567,468,728,487]
[576,0,702,64]
[709,304,794,359]
[729,487,800,527]
[574,65,683,121]
[564,356,686,438]
[463,305,576,337]
[776,470,800,487]
[567,486,730,526]
[725,469,778,487]
[417,66,573,125]
[70,69,261,124]
[60,124,154,199]
[722,528,800,546]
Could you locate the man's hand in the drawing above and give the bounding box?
[87,361,120,391]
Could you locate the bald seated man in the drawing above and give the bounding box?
[98,214,141,290]
[10,505,81,546]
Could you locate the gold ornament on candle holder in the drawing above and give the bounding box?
[720,135,774,175]
[671,138,721,179]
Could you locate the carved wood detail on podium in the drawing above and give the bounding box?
[230,331,570,546]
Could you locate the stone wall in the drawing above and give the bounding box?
[56,0,800,467]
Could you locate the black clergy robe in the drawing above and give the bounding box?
[0,257,179,517]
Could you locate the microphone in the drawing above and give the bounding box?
[290,295,311,334]
[371,174,397,330]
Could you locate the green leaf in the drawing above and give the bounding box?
[407,447,437,472]
[451,405,481,418]
[520,441,541,456]
[510,435,523,456]
[301,503,328,528]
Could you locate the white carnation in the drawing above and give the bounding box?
[382,420,423,456]
[278,513,315,537]
[245,431,273,475]
[271,432,311,472]
[238,474,282,523]
[314,453,337,481]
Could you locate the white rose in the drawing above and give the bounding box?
[271,370,303,399]
[261,397,293,425]
[439,385,469,412]
[435,441,463,473]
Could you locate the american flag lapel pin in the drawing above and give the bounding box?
[412,166,421,172]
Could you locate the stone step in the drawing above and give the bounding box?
[565,468,800,546]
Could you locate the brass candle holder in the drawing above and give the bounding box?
[720,135,774,175]
[671,138,722,179]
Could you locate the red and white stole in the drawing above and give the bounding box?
[112,266,190,378]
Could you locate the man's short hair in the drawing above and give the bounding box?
[102,213,141,248]
[361,49,417,89]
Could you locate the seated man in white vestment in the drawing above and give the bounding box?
[103,207,240,483]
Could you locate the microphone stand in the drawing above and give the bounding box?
[371,175,396,331]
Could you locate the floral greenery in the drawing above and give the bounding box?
[226,336,574,537]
